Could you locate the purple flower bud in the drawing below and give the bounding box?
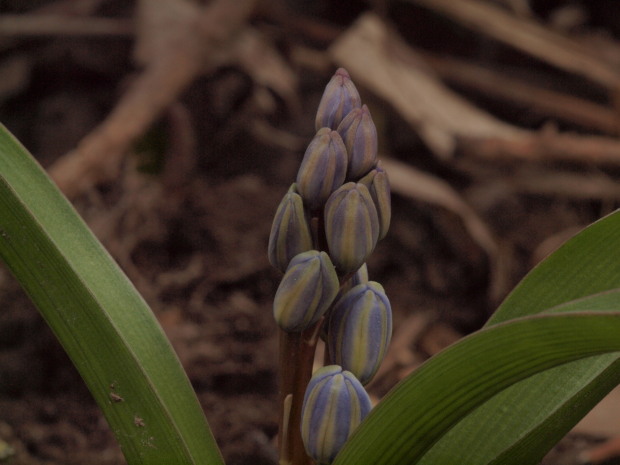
[268,184,313,273]
[296,128,348,211]
[324,182,379,274]
[351,262,369,284]
[337,104,377,180]
[301,365,371,463]
[273,250,339,332]
[315,68,362,131]
[359,161,391,240]
[327,282,392,385]
[337,263,369,301]
[320,263,370,342]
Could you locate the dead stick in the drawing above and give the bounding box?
[409,0,620,89]
[0,15,133,36]
[460,130,620,165]
[332,14,620,166]
[49,46,203,197]
[48,0,256,198]
[423,53,620,134]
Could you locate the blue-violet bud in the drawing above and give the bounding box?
[315,68,362,131]
[273,250,339,332]
[327,282,392,385]
[301,365,372,464]
[321,263,370,342]
[296,128,348,211]
[268,184,313,273]
[337,263,369,301]
[359,161,391,240]
[337,104,377,180]
[324,182,379,274]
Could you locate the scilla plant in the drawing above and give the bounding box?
[268,68,392,464]
[2,68,620,465]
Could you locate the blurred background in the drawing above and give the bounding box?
[1,0,620,463]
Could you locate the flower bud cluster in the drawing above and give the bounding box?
[268,68,393,463]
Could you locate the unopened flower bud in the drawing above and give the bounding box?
[327,282,392,385]
[321,263,370,342]
[315,68,362,131]
[273,250,339,332]
[297,128,348,210]
[268,184,313,273]
[324,182,379,274]
[337,263,369,300]
[301,365,371,464]
[337,104,377,180]
[359,161,391,240]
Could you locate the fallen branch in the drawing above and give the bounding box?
[331,13,525,159]
[49,0,257,198]
[460,129,620,164]
[424,53,620,134]
[0,14,133,37]
[330,13,620,165]
[408,0,620,90]
[0,0,107,51]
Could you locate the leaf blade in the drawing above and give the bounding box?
[334,311,620,465]
[0,125,224,464]
[415,212,620,465]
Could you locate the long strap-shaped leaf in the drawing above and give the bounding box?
[415,211,620,465]
[418,290,620,465]
[335,210,620,465]
[0,125,224,464]
[333,310,620,465]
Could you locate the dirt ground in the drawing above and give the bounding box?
[1,1,620,464]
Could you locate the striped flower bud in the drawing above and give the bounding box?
[324,182,379,274]
[301,365,372,464]
[337,104,377,180]
[315,68,362,131]
[327,282,392,385]
[359,161,391,240]
[268,184,313,273]
[337,263,369,300]
[321,263,370,342]
[352,262,369,284]
[273,250,339,332]
[296,128,348,211]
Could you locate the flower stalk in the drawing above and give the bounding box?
[278,327,318,465]
[269,68,392,464]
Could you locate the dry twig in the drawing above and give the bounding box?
[330,14,620,165]
[461,129,620,164]
[48,0,271,198]
[330,13,525,159]
[408,0,620,90]
[424,53,620,134]
[0,15,133,37]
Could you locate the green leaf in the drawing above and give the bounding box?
[0,125,224,464]
[334,211,620,465]
[489,210,620,323]
[333,310,620,465]
[415,211,620,465]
